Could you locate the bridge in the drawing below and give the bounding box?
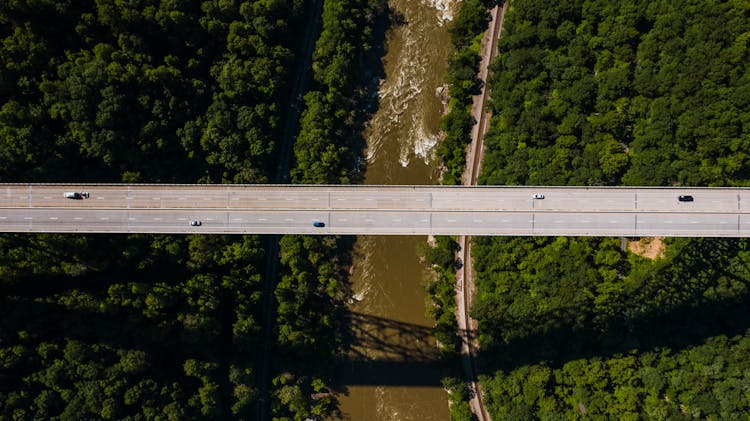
[1,184,749,236]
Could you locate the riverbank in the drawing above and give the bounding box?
[333,0,456,418]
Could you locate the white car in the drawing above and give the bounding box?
[532,194,545,199]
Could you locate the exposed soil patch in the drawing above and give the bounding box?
[628,237,666,260]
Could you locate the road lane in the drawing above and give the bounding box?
[2,185,749,212]
[636,189,738,211]
[1,208,745,236]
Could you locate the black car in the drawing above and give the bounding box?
[313,221,325,227]
[678,195,694,202]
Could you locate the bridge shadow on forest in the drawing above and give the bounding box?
[477,237,750,375]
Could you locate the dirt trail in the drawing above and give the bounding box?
[455,2,508,420]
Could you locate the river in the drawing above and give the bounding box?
[334,0,455,419]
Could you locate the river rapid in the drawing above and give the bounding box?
[334,0,456,419]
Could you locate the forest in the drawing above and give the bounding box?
[0,0,384,419]
[426,0,493,361]
[0,0,304,418]
[472,0,750,418]
[436,0,490,185]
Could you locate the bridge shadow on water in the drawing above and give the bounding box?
[332,312,465,387]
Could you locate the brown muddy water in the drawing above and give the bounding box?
[334,0,455,419]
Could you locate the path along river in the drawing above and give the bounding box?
[334,0,456,419]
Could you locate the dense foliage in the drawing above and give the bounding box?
[0,234,266,419]
[483,331,750,419]
[474,235,750,419]
[442,376,474,421]
[423,236,462,356]
[0,0,306,418]
[481,0,750,187]
[438,0,491,185]
[0,0,303,183]
[474,0,750,418]
[291,0,385,184]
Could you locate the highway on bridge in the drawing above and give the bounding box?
[1,184,749,236]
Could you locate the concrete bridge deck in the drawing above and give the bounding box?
[1,184,747,236]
